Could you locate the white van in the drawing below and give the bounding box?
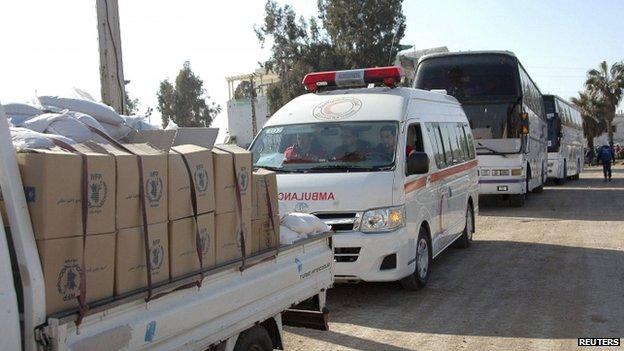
[250,67,479,289]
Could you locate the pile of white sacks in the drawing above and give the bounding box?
[4,95,158,150]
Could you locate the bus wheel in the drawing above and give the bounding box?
[234,325,273,351]
[455,204,474,248]
[401,227,431,290]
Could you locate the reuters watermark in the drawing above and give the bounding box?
[577,338,620,347]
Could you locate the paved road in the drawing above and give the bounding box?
[283,165,624,350]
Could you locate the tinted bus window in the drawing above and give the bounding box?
[415,54,520,101]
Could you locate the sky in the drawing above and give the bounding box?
[1,0,623,140]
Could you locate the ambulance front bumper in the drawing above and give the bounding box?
[332,227,415,282]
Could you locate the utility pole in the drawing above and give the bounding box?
[96,0,126,114]
[249,76,258,137]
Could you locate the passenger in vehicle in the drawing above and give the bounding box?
[332,127,370,161]
[283,132,326,163]
[374,125,397,161]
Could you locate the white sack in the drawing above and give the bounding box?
[17,113,61,132]
[100,121,133,140]
[123,115,159,131]
[279,226,307,245]
[38,96,124,125]
[4,103,43,117]
[281,213,331,235]
[10,127,75,151]
[46,118,93,143]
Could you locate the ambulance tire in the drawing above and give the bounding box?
[455,205,474,249]
[234,325,273,351]
[400,226,431,291]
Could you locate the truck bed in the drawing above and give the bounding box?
[41,234,333,350]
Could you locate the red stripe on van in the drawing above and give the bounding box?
[404,159,478,194]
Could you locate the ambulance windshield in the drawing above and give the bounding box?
[250,121,398,173]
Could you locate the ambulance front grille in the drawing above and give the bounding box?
[315,212,358,232]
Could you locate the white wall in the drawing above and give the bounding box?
[226,96,269,148]
[594,115,624,146]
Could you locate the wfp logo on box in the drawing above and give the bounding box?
[199,228,210,255]
[150,240,164,271]
[238,167,249,194]
[145,171,163,206]
[57,260,81,301]
[194,165,209,193]
[88,173,108,209]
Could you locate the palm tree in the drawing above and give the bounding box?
[571,90,606,149]
[585,61,624,145]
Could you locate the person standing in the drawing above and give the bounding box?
[597,144,615,181]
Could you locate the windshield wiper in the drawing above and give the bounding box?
[254,165,300,173]
[306,164,384,172]
[475,142,516,157]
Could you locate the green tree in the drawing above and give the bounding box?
[124,89,140,115]
[584,61,624,145]
[157,61,221,128]
[234,81,254,100]
[571,90,606,149]
[256,0,405,113]
[318,0,406,68]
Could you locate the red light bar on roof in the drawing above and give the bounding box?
[302,66,405,92]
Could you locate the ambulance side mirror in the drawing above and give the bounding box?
[407,152,429,175]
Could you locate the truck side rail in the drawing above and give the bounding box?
[0,103,46,351]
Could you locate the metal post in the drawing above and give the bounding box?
[249,76,258,137]
[96,0,126,114]
[0,103,46,351]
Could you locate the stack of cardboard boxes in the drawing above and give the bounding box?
[109,143,170,296]
[5,136,280,316]
[251,169,280,253]
[212,145,252,263]
[18,146,116,315]
[168,145,216,279]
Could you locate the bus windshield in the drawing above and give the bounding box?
[414,54,520,102]
[250,122,399,173]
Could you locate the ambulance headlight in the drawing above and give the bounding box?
[357,205,405,233]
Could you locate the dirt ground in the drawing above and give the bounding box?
[283,165,624,351]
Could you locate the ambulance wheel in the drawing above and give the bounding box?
[455,205,474,249]
[234,326,273,351]
[401,227,431,290]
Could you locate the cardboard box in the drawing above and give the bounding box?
[101,143,168,229]
[251,215,280,253]
[169,213,216,279]
[37,232,115,315]
[115,222,169,295]
[215,210,251,264]
[214,145,252,213]
[173,128,219,148]
[252,169,278,220]
[17,148,116,239]
[168,145,215,220]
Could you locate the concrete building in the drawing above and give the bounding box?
[224,68,279,147]
[594,113,624,146]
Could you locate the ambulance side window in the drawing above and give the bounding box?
[426,123,447,169]
[440,124,456,165]
[462,123,476,159]
[406,124,424,154]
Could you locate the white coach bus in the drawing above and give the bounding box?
[250,66,479,290]
[543,94,584,183]
[414,51,548,206]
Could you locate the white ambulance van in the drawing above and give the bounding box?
[250,67,479,289]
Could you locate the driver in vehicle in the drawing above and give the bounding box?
[283,132,327,163]
[333,127,371,161]
[375,125,397,160]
